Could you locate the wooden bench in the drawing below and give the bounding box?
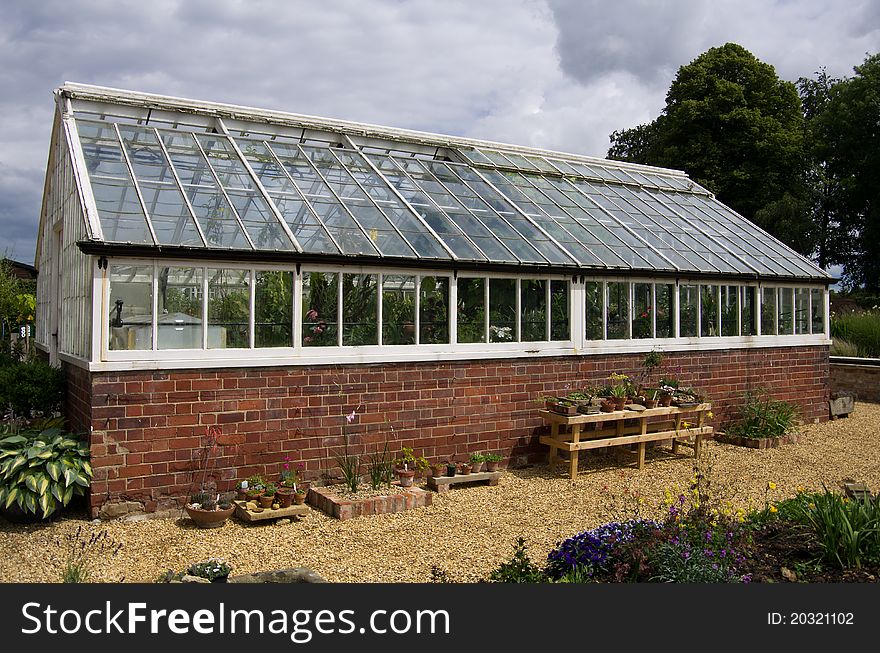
[426,470,502,493]
[539,403,713,479]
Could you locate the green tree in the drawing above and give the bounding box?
[609,43,809,252]
[811,54,880,290]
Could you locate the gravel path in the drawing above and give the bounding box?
[2,403,879,583]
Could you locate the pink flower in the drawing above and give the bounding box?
[312,325,324,334]
[345,410,356,423]
[306,309,318,320]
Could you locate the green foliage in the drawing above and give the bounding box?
[187,558,232,581]
[488,537,546,583]
[0,259,36,342]
[335,451,361,493]
[725,389,798,440]
[484,453,502,463]
[469,452,486,463]
[394,447,429,472]
[808,53,880,290]
[829,338,861,357]
[0,358,65,418]
[60,525,123,583]
[366,441,394,490]
[608,43,810,254]
[831,311,880,357]
[255,271,293,347]
[797,489,880,570]
[0,419,91,519]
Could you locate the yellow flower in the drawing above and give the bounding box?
[707,411,714,419]
[796,485,805,493]
[769,505,778,513]
[768,481,777,490]
[808,503,816,510]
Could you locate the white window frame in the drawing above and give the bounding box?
[93,257,830,372]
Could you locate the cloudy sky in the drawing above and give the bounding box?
[1,0,878,264]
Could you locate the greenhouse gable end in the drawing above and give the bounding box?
[35,83,831,517]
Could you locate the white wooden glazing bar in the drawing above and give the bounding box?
[112,123,160,246]
[152,127,209,247]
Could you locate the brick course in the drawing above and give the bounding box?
[70,346,829,517]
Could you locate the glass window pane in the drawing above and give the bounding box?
[382,275,416,345]
[521,279,547,342]
[457,277,485,343]
[109,265,153,351]
[656,283,674,338]
[550,280,570,341]
[343,274,378,346]
[741,286,757,336]
[811,288,825,335]
[762,287,777,335]
[208,268,250,348]
[680,284,698,337]
[632,283,653,339]
[795,288,811,334]
[255,270,292,348]
[158,266,203,349]
[778,287,794,334]
[701,285,719,337]
[303,271,338,347]
[419,276,449,344]
[490,279,517,342]
[585,281,603,340]
[721,285,739,336]
[606,282,629,339]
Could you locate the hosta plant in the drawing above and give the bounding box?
[0,419,92,519]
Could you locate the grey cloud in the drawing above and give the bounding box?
[546,0,705,87]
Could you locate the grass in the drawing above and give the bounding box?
[831,311,880,357]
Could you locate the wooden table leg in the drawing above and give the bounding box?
[548,422,559,474]
[672,413,682,454]
[694,410,705,459]
[637,417,647,469]
[570,424,581,480]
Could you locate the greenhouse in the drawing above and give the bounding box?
[35,84,832,516]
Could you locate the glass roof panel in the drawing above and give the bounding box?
[159,130,251,249]
[225,189,293,251]
[69,107,828,279]
[194,134,255,190]
[76,120,153,244]
[137,183,204,247]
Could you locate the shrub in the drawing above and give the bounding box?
[725,388,798,440]
[797,488,880,570]
[488,537,546,583]
[60,525,123,583]
[187,558,232,581]
[0,419,91,519]
[0,358,65,418]
[545,520,660,581]
[831,311,880,357]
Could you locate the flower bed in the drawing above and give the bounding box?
[308,484,432,520]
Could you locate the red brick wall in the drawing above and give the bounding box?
[830,362,880,403]
[73,345,829,516]
[62,362,92,434]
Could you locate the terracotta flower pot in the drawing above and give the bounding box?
[276,488,293,508]
[471,461,484,473]
[395,468,416,487]
[644,399,658,409]
[485,460,499,472]
[431,464,446,478]
[258,494,275,509]
[185,504,235,529]
[293,492,307,505]
[459,463,472,475]
[612,397,626,410]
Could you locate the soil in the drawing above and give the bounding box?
[742,520,879,583]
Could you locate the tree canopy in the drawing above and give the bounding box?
[609,43,809,253]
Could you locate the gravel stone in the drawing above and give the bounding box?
[2,403,879,583]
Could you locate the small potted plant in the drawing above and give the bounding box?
[458,461,472,475]
[484,453,502,472]
[445,460,457,477]
[430,461,446,478]
[394,447,429,487]
[185,490,236,529]
[607,372,630,410]
[293,485,308,505]
[187,558,232,583]
[470,452,486,473]
[258,482,277,509]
